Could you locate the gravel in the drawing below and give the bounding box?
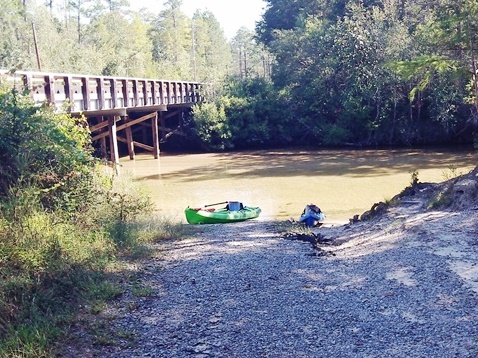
[65,205,478,358]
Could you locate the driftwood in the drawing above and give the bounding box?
[283,232,335,256]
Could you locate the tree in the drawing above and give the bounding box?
[424,0,478,113]
[68,0,94,44]
[29,5,83,73]
[190,10,232,84]
[391,0,478,141]
[191,101,231,150]
[256,0,389,46]
[106,0,130,12]
[256,0,325,45]
[84,11,155,77]
[231,27,272,80]
[148,0,192,79]
[261,1,422,145]
[0,0,33,70]
[223,77,292,148]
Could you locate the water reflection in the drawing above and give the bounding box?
[119,148,477,224]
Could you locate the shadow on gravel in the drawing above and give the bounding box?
[80,215,478,358]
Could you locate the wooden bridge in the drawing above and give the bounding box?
[0,69,202,165]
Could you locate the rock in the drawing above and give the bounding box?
[349,214,360,224]
[360,202,388,221]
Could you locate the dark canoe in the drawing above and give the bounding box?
[185,206,261,224]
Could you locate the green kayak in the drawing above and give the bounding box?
[185,205,261,224]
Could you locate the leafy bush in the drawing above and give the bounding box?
[191,78,295,150]
[0,90,92,202]
[191,101,232,150]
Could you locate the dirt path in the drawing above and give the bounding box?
[62,200,478,357]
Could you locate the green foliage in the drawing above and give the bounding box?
[266,3,395,146]
[190,10,233,83]
[321,124,351,146]
[0,319,59,358]
[230,28,272,80]
[191,77,295,150]
[224,77,292,147]
[0,193,116,357]
[85,13,155,78]
[131,284,153,297]
[256,0,338,45]
[191,101,232,150]
[390,55,460,101]
[0,88,179,357]
[392,0,478,118]
[86,281,124,303]
[250,0,476,147]
[148,1,196,80]
[0,89,93,201]
[0,0,233,83]
[0,0,31,70]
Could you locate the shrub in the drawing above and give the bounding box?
[0,89,93,202]
[191,101,232,150]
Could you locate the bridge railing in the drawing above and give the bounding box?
[0,70,202,112]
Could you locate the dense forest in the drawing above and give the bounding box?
[252,0,478,149]
[1,0,478,150]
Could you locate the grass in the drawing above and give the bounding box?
[276,219,314,236]
[131,284,154,297]
[0,321,59,358]
[0,188,188,357]
[90,321,116,346]
[427,184,454,209]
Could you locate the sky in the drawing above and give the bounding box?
[132,0,267,39]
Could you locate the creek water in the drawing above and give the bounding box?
[119,147,477,224]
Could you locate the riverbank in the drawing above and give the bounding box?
[59,168,478,357]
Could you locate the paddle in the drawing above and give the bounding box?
[204,201,229,207]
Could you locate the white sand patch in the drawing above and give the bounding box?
[433,246,468,258]
[386,267,418,286]
[449,261,478,293]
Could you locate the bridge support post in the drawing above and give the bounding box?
[152,112,160,158]
[125,117,135,160]
[108,116,120,172]
[160,112,166,142]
